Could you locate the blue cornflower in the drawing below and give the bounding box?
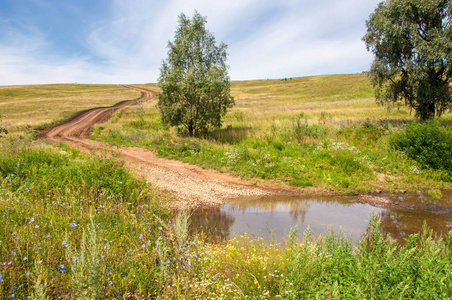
[35,225,39,228]
[106,268,111,273]
[157,236,162,241]
[108,280,112,285]
[11,251,16,256]
[70,222,76,228]
[139,234,143,239]
[142,244,145,248]
[9,294,14,298]
[45,234,50,238]
[62,241,68,247]
[59,264,65,272]
[38,260,42,264]
[158,226,162,230]
[115,291,119,294]
[12,287,17,291]
[23,257,27,261]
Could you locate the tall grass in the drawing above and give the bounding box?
[1,137,452,298]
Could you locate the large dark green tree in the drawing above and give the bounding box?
[158,11,235,136]
[363,0,452,121]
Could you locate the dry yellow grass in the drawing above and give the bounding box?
[0,84,140,128]
[0,74,420,135]
[138,73,413,129]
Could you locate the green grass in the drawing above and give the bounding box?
[89,74,452,193]
[1,142,452,298]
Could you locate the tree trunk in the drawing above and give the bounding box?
[420,102,435,122]
[188,121,194,137]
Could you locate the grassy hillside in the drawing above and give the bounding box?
[0,84,139,128]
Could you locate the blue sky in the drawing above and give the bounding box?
[0,0,381,85]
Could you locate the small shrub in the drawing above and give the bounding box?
[291,116,328,142]
[389,121,452,173]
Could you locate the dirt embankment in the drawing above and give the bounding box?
[37,85,289,208]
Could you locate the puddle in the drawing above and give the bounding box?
[190,191,452,244]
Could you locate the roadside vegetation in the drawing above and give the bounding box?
[93,74,452,193]
[0,138,451,298]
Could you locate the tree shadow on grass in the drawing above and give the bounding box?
[207,126,255,144]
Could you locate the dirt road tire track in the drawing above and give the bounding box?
[37,85,276,208]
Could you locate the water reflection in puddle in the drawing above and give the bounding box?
[190,192,452,244]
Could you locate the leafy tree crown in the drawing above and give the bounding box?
[157,11,235,136]
[363,0,452,121]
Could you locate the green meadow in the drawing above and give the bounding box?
[1,74,452,298]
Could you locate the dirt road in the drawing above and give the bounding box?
[38,85,272,208]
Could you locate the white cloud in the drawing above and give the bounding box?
[0,0,381,85]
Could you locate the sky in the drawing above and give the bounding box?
[0,0,382,85]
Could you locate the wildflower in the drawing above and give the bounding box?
[106,268,111,273]
[70,222,76,228]
[108,280,112,285]
[45,234,50,238]
[139,234,143,239]
[59,264,65,272]
[11,251,16,256]
[35,225,39,228]
[9,294,14,298]
[158,226,162,230]
[38,260,42,264]
[115,291,119,294]
[29,217,34,224]
[142,244,145,248]
[12,287,17,291]
[62,241,68,247]
[26,271,30,276]
[23,257,27,261]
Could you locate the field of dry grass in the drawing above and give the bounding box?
[0,74,417,133]
[0,84,140,129]
[137,73,412,127]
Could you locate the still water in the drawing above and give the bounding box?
[190,190,452,244]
